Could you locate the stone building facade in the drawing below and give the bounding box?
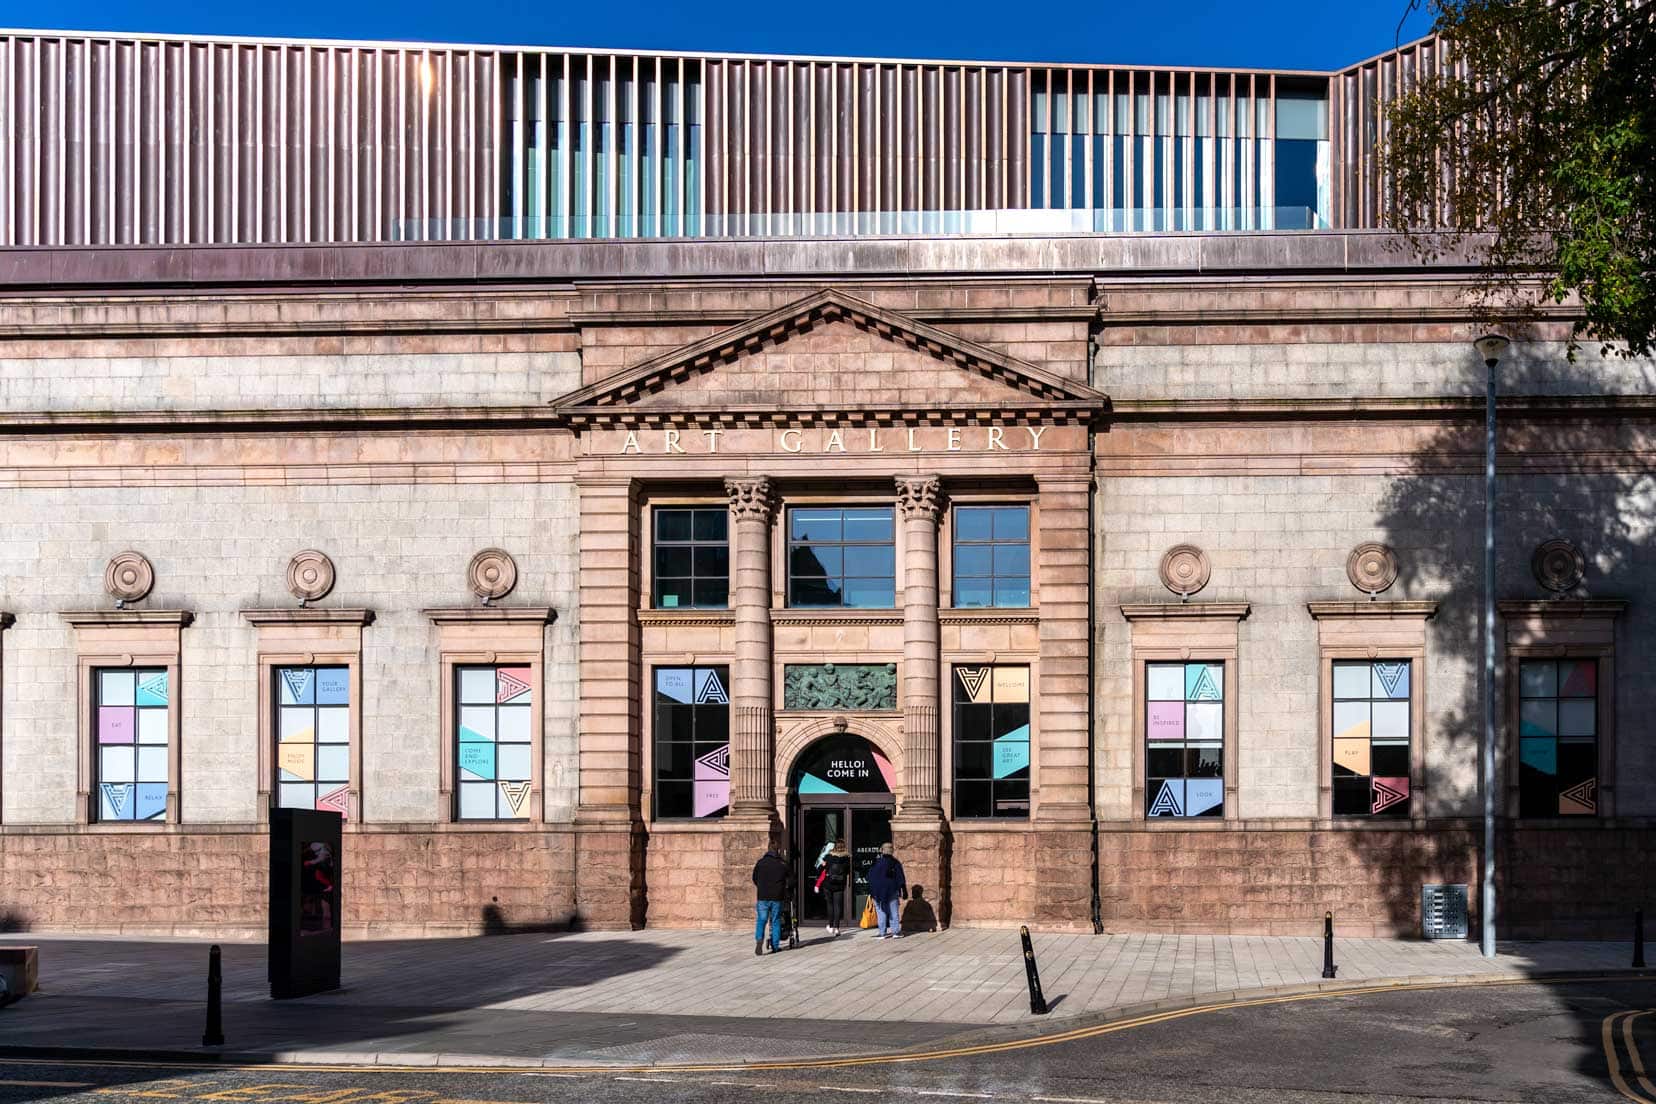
[0,236,1651,940]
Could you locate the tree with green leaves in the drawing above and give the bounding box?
[1381,0,1653,356]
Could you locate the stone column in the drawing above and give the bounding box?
[893,474,950,928]
[896,474,945,818]
[724,476,778,820]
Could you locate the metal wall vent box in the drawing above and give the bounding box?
[1422,884,1470,940]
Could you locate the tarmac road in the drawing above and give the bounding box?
[3,978,1655,1103]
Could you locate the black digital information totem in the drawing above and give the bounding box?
[269,807,342,999]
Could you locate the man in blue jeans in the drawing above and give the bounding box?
[751,844,790,955]
[866,842,908,939]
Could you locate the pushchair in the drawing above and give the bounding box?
[774,894,801,951]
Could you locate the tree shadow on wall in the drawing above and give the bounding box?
[1367,343,1656,936]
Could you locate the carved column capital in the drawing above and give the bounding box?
[895,475,945,522]
[724,476,777,523]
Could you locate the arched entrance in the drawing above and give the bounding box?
[787,733,897,930]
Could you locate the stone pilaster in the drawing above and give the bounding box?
[724,476,778,822]
[896,474,944,818]
[1033,473,1095,929]
[572,476,646,929]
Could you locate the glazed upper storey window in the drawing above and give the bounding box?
[953,505,1031,608]
[787,507,897,608]
[1519,659,1599,817]
[1145,662,1224,818]
[456,664,535,820]
[952,665,1031,818]
[93,668,170,822]
[275,665,352,815]
[1331,660,1412,817]
[652,507,729,609]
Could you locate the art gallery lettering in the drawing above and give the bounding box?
[615,427,1052,455]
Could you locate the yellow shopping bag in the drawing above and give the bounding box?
[859,895,878,929]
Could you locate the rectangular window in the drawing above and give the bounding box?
[275,666,351,815]
[953,505,1031,608]
[653,665,730,819]
[1331,660,1412,817]
[1519,659,1598,816]
[787,506,896,608]
[653,506,729,609]
[94,668,169,822]
[1145,662,1224,818]
[456,665,535,820]
[952,665,1030,818]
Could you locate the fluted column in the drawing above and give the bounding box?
[896,474,944,819]
[725,476,777,819]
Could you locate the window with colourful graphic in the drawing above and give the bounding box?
[787,506,897,608]
[94,667,169,822]
[1145,662,1224,818]
[653,665,730,819]
[952,665,1031,818]
[1518,659,1598,817]
[275,666,351,816]
[952,505,1031,608]
[653,506,729,609]
[1331,660,1412,817]
[456,665,535,820]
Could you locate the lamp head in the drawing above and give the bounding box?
[1474,333,1510,367]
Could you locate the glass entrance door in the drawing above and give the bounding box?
[797,806,844,926]
[794,802,892,929]
[848,807,892,925]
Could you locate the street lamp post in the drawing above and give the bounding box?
[1474,333,1509,959]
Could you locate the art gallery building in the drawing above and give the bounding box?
[0,27,1651,940]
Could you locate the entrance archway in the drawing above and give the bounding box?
[787,733,897,930]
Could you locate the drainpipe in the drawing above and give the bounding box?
[1088,322,1105,935]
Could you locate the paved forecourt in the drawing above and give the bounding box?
[0,928,1644,1065]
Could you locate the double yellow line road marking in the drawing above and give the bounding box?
[1605,1009,1656,1103]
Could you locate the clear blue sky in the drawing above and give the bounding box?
[9,0,1438,72]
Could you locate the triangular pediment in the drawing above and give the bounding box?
[553,289,1108,426]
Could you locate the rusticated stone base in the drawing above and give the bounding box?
[1501,825,1656,939]
[349,829,577,937]
[0,827,580,938]
[1034,825,1098,930]
[891,818,950,932]
[571,820,646,931]
[0,829,268,938]
[642,825,725,928]
[721,817,782,928]
[951,828,1037,926]
[1095,827,1480,936]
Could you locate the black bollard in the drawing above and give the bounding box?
[1020,925,1048,1015]
[1321,911,1337,979]
[1636,909,1646,969]
[202,944,224,1047]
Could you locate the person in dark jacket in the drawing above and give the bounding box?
[865,842,907,939]
[818,838,853,936]
[751,845,790,955]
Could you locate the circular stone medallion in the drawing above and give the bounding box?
[104,551,155,604]
[286,550,337,603]
[1158,544,1211,597]
[1347,543,1399,595]
[468,548,519,601]
[1532,539,1585,593]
